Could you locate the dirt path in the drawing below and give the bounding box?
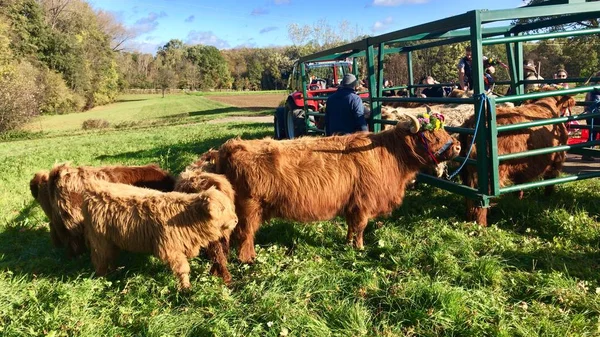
[563,153,600,174]
[205,116,274,124]
[204,93,284,124]
[205,93,285,110]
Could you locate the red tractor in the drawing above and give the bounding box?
[275,60,368,139]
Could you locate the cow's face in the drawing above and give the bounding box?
[400,112,461,165]
[30,171,49,199]
[554,95,576,112]
[417,129,461,164]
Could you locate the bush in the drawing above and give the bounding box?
[0,61,41,133]
[82,119,110,130]
[38,69,85,115]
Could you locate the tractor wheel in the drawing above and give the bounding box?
[284,102,307,139]
[274,107,286,140]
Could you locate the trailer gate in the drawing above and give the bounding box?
[290,0,600,209]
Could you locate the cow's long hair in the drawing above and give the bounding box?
[460,94,572,225]
[174,168,237,283]
[204,116,460,263]
[82,180,237,290]
[47,163,176,256]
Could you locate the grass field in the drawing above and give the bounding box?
[20,94,277,137]
[2,93,600,336]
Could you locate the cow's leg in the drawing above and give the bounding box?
[160,250,192,290]
[544,153,565,196]
[206,237,232,284]
[235,198,262,264]
[71,232,87,257]
[345,225,355,246]
[48,221,63,248]
[512,174,527,200]
[465,198,488,225]
[462,168,489,226]
[88,236,119,276]
[346,212,369,250]
[52,215,74,255]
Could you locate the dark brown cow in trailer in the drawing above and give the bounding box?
[460,94,573,226]
[206,114,461,263]
[48,163,176,257]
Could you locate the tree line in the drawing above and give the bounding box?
[0,0,598,133]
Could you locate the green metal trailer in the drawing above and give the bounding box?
[286,0,600,212]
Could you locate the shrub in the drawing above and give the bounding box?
[0,61,41,133]
[82,119,110,130]
[38,69,85,115]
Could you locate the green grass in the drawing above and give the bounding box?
[2,93,600,336]
[22,94,275,137]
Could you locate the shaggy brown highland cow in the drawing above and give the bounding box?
[30,170,64,248]
[82,181,238,290]
[48,163,176,257]
[174,168,236,283]
[460,95,572,226]
[205,114,461,263]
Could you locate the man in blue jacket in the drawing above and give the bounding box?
[325,73,368,136]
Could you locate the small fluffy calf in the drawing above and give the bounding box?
[174,168,236,283]
[82,180,238,290]
[48,163,176,257]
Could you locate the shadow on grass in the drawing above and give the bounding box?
[0,202,91,279]
[501,247,600,282]
[115,97,151,103]
[254,220,342,253]
[0,203,197,282]
[0,221,194,283]
[225,122,273,130]
[487,187,600,244]
[188,107,254,117]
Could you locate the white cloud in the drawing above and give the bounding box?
[373,0,428,6]
[131,11,167,34]
[186,30,230,49]
[126,40,163,54]
[372,16,393,32]
[251,7,269,16]
[260,26,278,34]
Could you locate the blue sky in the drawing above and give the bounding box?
[89,0,527,54]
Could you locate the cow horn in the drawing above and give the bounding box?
[404,113,420,134]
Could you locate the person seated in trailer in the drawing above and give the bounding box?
[420,76,444,98]
[554,68,569,89]
[382,78,395,97]
[325,73,368,136]
[524,60,544,92]
[582,71,600,161]
[457,46,473,91]
[484,65,495,93]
